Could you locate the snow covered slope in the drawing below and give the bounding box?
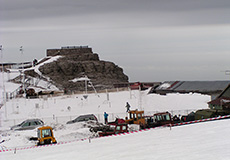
[1,90,210,127]
[2,119,230,160]
[2,67,226,160]
[0,88,211,148]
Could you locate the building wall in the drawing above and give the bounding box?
[47,46,93,56]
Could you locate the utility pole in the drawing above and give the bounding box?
[0,45,7,119]
[20,46,25,95]
[85,75,88,95]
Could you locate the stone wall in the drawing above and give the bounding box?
[47,46,93,56]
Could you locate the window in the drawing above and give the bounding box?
[22,122,30,127]
[31,121,37,126]
[37,121,43,125]
[137,114,142,119]
[116,126,121,131]
[78,118,84,122]
[155,115,162,121]
[133,114,136,120]
[129,113,133,119]
[162,114,170,121]
[147,117,153,123]
[165,114,170,121]
[42,129,52,137]
[122,126,127,131]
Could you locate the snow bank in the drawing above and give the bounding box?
[2,119,230,160]
[30,56,62,77]
[70,77,90,82]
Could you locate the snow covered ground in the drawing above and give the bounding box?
[2,119,230,160]
[1,90,210,122]
[0,89,211,147]
[1,67,229,159]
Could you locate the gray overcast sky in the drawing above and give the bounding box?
[0,0,230,82]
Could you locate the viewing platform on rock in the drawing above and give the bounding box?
[47,46,93,56]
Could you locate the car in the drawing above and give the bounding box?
[66,114,98,124]
[11,119,44,131]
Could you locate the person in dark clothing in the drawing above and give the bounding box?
[125,102,131,112]
[33,59,38,66]
[104,112,108,124]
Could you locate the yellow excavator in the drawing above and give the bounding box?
[37,126,57,145]
[125,110,145,125]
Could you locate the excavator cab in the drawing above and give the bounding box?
[98,124,128,137]
[153,112,173,126]
[37,126,57,145]
[142,112,173,129]
[125,110,145,125]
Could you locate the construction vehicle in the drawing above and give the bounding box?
[141,112,173,129]
[194,109,230,120]
[90,118,128,137]
[108,118,126,125]
[125,110,145,126]
[37,126,57,145]
[98,123,128,137]
[153,112,173,126]
[124,110,172,128]
[89,118,125,132]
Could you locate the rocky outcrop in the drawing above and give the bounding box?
[26,47,129,91]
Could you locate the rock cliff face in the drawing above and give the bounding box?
[28,47,129,91]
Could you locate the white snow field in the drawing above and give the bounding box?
[1,64,229,159]
[0,89,211,147]
[2,119,230,160]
